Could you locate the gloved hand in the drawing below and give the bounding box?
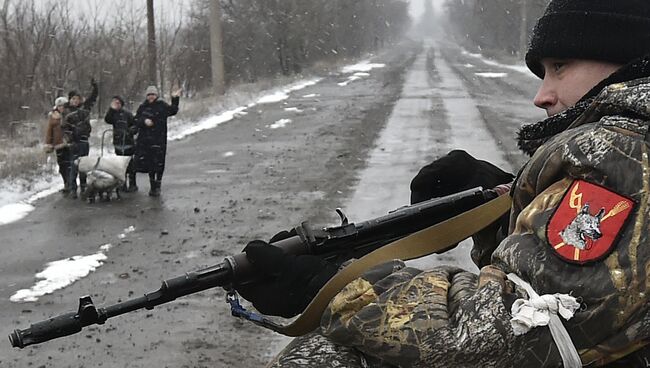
[410,150,514,204]
[235,239,338,318]
[410,150,514,268]
[90,78,98,89]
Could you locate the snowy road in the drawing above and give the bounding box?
[1,40,543,367]
[343,40,539,271]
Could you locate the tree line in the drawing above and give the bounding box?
[177,0,410,97]
[444,0,550,56]
[0,0,410,126]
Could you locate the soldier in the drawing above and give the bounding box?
[62,79,98,199]
[134,86,181,197]
[104,95,138,192]
[236,0,650,366]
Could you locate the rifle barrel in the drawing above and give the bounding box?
[9,187,495,349]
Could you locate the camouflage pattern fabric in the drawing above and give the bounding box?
[291,78,650,368]
[266,332,392,368]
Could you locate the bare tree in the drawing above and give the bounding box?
[146,0,157,85]
[209,0,225,95]
[0,0,60,122]
[0,0,411,132]
[157,1,183,97]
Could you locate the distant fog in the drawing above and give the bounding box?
[409,0,445,18]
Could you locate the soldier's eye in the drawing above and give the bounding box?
[553,62,566,73]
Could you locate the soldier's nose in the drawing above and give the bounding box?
[533,80,558,114]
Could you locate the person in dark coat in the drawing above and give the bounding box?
[62,78,98,199]
[104,95,138,192]
[134,85,181,197]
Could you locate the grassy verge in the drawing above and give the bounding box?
[0,145,50,180]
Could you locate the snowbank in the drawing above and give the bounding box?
[461,49,534,77]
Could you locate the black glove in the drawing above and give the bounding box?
[410,150,514,204]
[235,239,338,318]
[411,150,514,267]
[90,78,98,89]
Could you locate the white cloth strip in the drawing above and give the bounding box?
[507,273,582,368]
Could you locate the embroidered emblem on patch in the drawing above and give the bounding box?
[547,180,634,264]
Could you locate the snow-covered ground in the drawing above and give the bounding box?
[10,226,135,302]
[461,49,535,77]
[0,174,62,226]
[166,77,322,141]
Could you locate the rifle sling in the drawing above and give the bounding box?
[276,193,512,336]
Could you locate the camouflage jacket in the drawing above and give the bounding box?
[316,78,650,368]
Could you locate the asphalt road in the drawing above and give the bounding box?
[0,38,544,368]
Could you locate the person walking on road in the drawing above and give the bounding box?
[104,95,138,192]
[62,79,98,199]
[43,96,72,196]
[134,85,181,197]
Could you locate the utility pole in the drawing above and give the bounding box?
[519,0,528,56]
[147,0,157,86]
[209,0,225,95]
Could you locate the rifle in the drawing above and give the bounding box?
[9,186,498,349]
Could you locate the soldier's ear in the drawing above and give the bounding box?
[581,204,590,214]
[596,208,606,219]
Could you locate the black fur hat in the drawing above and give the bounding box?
[68,90,81,100]
[526,0,650,78]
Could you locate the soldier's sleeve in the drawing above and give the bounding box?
[491,116,650,366]
[321,261,523,368]
[321,118,650,367]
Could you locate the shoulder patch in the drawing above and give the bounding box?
[547,180,635,265]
